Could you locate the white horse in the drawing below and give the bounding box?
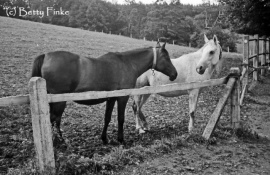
[132,34,223,133]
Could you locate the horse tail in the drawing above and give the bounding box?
[31,54,45,77]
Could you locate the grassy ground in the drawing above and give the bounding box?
[0,17,269,175]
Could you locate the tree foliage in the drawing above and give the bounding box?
[0,0,239,51]
[219,0,270,37]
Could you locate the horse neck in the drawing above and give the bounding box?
[123,48,154,77]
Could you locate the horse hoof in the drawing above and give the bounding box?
[101,137,109,145]
[117,138,125,145]
[139,128,146,134]
[102,139,109,145]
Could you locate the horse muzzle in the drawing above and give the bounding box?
[169,72,178,81]
[196,66,206,75]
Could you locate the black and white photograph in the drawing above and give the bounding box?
[0,0,270,174]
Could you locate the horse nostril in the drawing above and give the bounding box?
[199,66,203,70]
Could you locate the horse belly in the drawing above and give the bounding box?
[74,98,108,105]
[158,90,188,97]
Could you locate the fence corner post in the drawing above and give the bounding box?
[230,67,241,130]
[28,77,55,174]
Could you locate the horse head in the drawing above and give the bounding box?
[154,42,177,81]
[196,34,223,75]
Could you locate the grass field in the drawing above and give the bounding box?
[0,16,270,175]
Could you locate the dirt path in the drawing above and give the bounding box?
[243,75,270,139]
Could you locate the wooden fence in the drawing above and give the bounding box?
[0,68,241,174]
[240,35,270,105]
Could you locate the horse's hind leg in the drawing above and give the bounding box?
[49,102,66,137]
[117,96,129,143]
[101,98,116,144]
[133,94,150,133]
[188,89,199,133]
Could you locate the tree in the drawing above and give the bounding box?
[193,26,239,52]
[219,0,270,36]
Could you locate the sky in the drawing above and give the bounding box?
[107,0,218,5]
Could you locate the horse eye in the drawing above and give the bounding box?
[210,51,214,55]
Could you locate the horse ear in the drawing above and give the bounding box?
[156,41,161,47]
[161,42,166,49]
[213,35,219,44]
[204,34,209,43]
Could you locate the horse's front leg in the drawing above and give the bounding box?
[188,89,199,133]
[101,98,116,144]
[132,94,150,134]
[117,96,129,143]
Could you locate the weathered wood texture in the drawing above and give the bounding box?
[0,95,29,106]
[0,78,227,106]
[231,68,241,129]
[253,34,259,81]
[48,77,227,103]
[240,36,249,106]
[261,36,266,76]
[28,77,55,174]
[202,68,240,140]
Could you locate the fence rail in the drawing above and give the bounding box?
[0,77,227,106]
[0,95,29,106]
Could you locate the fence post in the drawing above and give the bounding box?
[253,34,259,81]
[28,77,55,174]
[231,68,241,129]
[202,68,239,140]
[261,36,266,76]
[268,38,270,64]
[240,35,249,106]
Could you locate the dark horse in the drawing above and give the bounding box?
[31,42,177,144]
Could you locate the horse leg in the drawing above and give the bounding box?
[101,98,116,144]
[49,102,66,138]
[188,89,199,133]
[133,94,150,134]
[117,96,129,143]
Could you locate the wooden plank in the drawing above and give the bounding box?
[253,34,259,81]
[269,38,270,64]
[240,67,247,82]
[202,77,236,140]
[253,66,270,70]
[248,53,265,60]
[261,36,266,76]
[28,77,55,174]
[231,68,241,129]
[241,35,249,106]
[48,77,227,103]
[0,95,29,106]
[240,84,247,106]
[203,68,240,140]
